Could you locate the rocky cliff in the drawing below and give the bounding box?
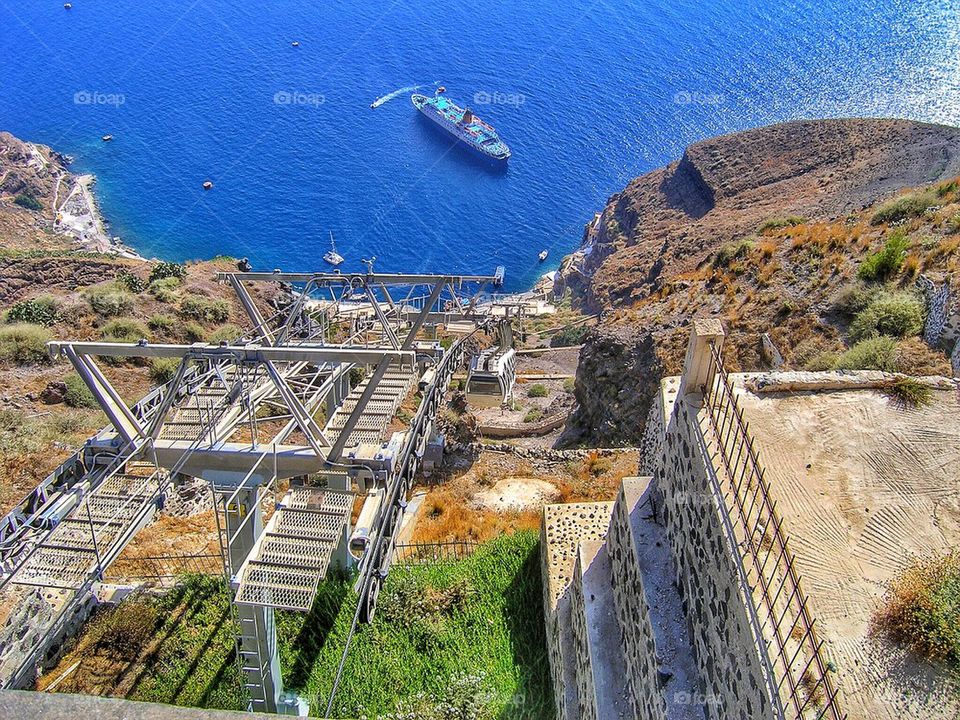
[561,118,960,446]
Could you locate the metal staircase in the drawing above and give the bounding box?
[235,487,353,611]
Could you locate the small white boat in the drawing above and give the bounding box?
[538,249,548,261]
[324,231,344,266]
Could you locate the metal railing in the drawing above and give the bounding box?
[701,342,845,720]
[392,540,479,565]
[106,552,222,585]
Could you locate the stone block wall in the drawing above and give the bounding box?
[541,502,614,720]
[569,550,596,720]
[656,382,774,720]
[606,482,669,720]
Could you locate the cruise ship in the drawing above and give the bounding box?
[411,89,511,161]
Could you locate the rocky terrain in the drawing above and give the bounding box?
[560,118,960,445]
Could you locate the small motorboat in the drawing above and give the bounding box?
[64,3,72,8]
[203,180,213,190]
[538,249,548,261]
[324,231,344,266]
[101,134,113,142]
[291,40,300,47]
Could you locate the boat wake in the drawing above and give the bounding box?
[371,82,436,108]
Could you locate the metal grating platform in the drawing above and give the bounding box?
[234,487,352,611]
[14,471,159,589]
[324,365,416,448]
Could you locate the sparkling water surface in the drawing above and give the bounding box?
[2,0,959,289]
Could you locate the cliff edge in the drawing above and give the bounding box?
[561,118,960,445]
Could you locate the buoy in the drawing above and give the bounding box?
[101,134,113,142]
[203,180,213,190]
[291,40,300,47]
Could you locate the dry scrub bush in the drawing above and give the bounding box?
[872,551,960,667]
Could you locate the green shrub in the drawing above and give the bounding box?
[870,191,936,225]
[550,324,590,348]
[858,230,910,281]
[6,295,60,326]
[713,238,755,268]
[945,214,960,235]
[936,179,959,198]
[149,357,181,384]
[849,292,925,342]
[526,383,549,398]
[63,373,97,408]
[872,551,960,667]
[0,323,51,364]
[148,261,187,283]
[147,313,175,332]
[84,285,133,316]
[563,377,576,393]
[13,193,42,211]
[804,351,840,372]
[116,271,147,294]
[179,296,230,323]
[831,284,875,318]
[758,216,805,233]
[183,321,205,342]
[834,337,898,372]
[208,324,241,344]
[887,378,933,408]
[522,408,544,423]
[101,318,149,343]
[149,276,181,303]
[50,411,89,436]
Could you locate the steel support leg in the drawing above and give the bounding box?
[223,484,282,714]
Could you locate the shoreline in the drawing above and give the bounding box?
[53,170,143,260]
[35,134,561,293]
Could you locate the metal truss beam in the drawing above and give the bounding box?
[229,274,276,345]
[63,346,145,444]
[48,341,413,365]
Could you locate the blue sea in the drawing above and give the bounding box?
[2,1,959,290]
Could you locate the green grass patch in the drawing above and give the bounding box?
[149,357,181,384]
[712,238,755,268]
[870,191,937,225]
[208,324,242,344]
[147,313,176,333]
[0,323,51,364]
[757,216,805,233]
[84,284,134,317]
[149,276,182,303]
[180,296,230,324]
[526,383,549,398]
[64,373,98,408]
[101,318,149,343]
[523,408,545,423]
[887,377,934,408]
[550,323,590,348]
[276,531,552,719]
